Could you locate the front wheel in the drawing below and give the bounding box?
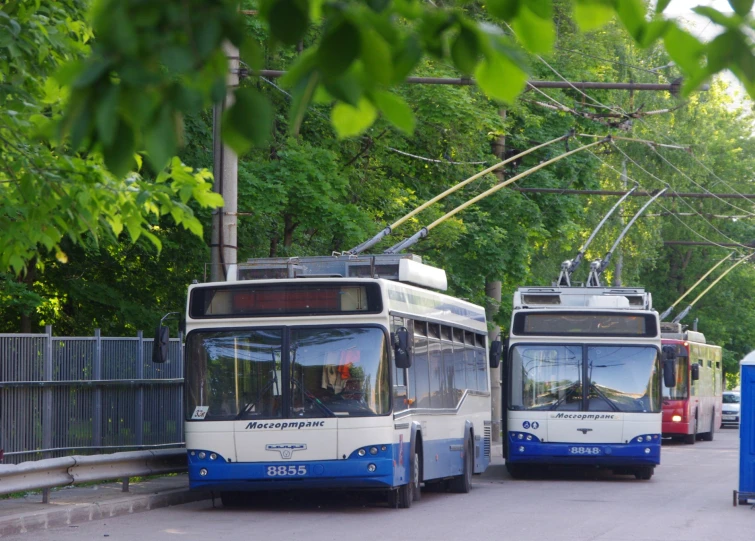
[449,440,473,493]
[701,411,715,441]
[634,466,654,480]
[684,416,697,445]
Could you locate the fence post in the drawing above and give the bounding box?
[136,330,144,448]
[42,325,53,504]
[92,328,102,450]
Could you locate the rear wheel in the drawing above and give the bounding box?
[411,447,422,502]
[449,439,473,493]
[634,466,654,480]
[684,416,697,445]
[701,410,715,441]
[505,462,529,479]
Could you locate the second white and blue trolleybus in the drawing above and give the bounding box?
[155,254,498,507]
[502,286,676,480]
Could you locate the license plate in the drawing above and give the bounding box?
[568,446,603,456]
[265,465,308,477]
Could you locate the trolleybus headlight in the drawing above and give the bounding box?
[381,446,387,451]
[370,447,378,455]
[518,434,523,440]
[672,415,682,422]
[358,449,366,457]
[210,453,217,460]
[368,464,376,472]
[198,451,206,459]
[526,435,532,441]
[199,468,208,476]
[644,448,651,454]
[636,437,643,443]
[645,435,651,442]
[518,446,525,453]
[190,451,196,456]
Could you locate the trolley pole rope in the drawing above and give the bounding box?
[659,252,734,321]
[347,133,574,255]
[384,137,611,254]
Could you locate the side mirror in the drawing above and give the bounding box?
[662,345,676,388]
[489,340,502,369]
[392,327,412,369]
[152,325,170,363]
[691,363,700,381]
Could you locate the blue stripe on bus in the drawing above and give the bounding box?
[188,436,490,492]
[506,436,661,466]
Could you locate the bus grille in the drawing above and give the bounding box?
[483,422,491,458]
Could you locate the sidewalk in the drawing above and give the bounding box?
[0,474,210,537]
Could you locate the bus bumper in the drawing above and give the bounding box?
[662,420,691,436]
[506,433,661,466]
[187,450,396,492]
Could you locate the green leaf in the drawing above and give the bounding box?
[368,0,391,13]
[361,28,393,85]
[268,0,309,45]
[663,24,704,73]
[511,5,555,54]
[374,91,415,134]
[486,0,521,20]
[144,107,177,171]
[289,71,320,135]
[331,97,378,138]
[160,46,194,74]
[73,57,111,88]
[318,19,361,78]
[323,72,363,106]
[656,0,672,13]
[392,34,422,83]
[573,1,615,31]
[240,37,263,71]
[95,85,120,147]
[639,19,670,48]
[728,0,754,17]
[692,7,740,29]
[221,87,273,154]
[474,53,528,103]
[616,0,647,41]
[451,26,481,74]
[706,31,737,73]
[103,121,136,178]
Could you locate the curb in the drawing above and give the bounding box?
[0,488,211,537]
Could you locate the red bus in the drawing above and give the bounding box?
[661,323,722,444]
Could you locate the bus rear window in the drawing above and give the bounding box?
[190,283,382,318]
[513,312,657,337]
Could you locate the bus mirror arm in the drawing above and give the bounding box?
[393,327,412,369]
[152,312,179,364]
[489,340,503,369]
[662,346,676,388]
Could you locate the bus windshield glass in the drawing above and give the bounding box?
[661,355,689,400]
[290,327,390,417]
[185,327,390,421]
[510,344,661,413]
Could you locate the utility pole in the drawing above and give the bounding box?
[211,42,240,282]
[613,159,628,287]
[488,109,506,444]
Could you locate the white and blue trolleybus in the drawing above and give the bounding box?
[155,254,497,507]
[503,286,675,480]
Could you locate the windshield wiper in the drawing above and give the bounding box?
[550,382,582,410]
[291,378,336,417]
[588,383,621,412]
[236,368,280,419]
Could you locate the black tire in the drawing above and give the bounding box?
[634,466,654,480]
[701,410,715,441]
[449,439,473,493]
[506,462,529,479]
[411,446,422,502]
[220,491,244,507]
[684,415,697,445]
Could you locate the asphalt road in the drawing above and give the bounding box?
[11,428,752,541]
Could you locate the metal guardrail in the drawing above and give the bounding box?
[0,449,187,495]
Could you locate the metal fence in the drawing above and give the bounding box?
[0,327,184,464]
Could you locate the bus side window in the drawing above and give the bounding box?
[452,328,466,403]
[413,321,430,408]
[464,331,478,392]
